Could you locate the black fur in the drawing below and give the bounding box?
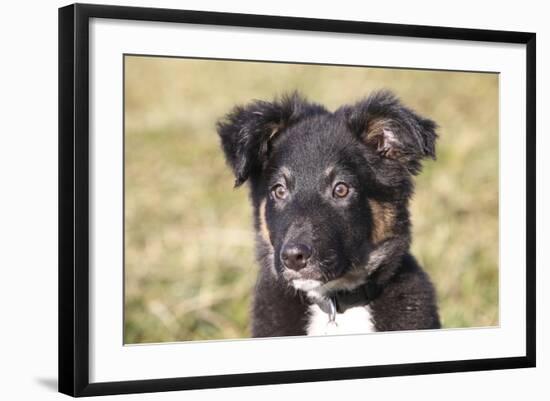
[217,91,440,337]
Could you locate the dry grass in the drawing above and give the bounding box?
[124,56,499,343]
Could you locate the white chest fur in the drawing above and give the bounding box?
[306,304,376,336]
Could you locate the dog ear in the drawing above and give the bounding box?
[344,90,438,175]
[217,93,326,186]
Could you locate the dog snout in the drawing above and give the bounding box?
[281,243,312,271]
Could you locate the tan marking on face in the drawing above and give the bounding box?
[259,199,271,244]
[268,123,281,140]
[321,268,368,293]
[279,166,291,177]
[368,199,396,244]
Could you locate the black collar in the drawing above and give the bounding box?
[316,280,381,315]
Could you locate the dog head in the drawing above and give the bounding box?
[217,91,437,296]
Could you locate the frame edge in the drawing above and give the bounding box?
[525,33,536,368]
[59,3,93,397]
[58,3,77,397]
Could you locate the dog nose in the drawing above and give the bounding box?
[281,243,312,271]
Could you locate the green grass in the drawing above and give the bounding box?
[124,56,499,343]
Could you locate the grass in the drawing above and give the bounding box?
[124,56,499,343]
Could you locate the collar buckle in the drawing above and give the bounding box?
[317,296,337,324]
[327,296,337,323]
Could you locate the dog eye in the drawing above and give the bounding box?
[272,184,288,200]
[333,183,350,198]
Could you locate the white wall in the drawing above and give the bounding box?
[0,0,546,399]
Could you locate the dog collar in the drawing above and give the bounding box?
[316,280,380,316]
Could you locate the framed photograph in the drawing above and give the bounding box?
[58,3,536,397]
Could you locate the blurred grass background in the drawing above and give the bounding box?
[124,55,499,344]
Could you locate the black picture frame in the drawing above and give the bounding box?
[58,3,536,397]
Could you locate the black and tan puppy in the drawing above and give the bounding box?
[217,91,440,337]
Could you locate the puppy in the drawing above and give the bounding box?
[217,91,440,337]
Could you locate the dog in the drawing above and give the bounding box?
[217,90,441,337]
